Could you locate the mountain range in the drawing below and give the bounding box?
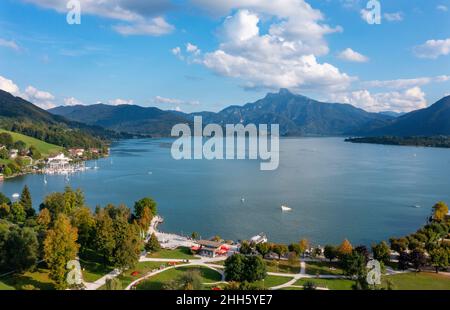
[3,88,449,138]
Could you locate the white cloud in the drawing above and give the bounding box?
[362,75,450,89]
[0,38,19,51]
[181,4,350,92]
[24,86,56,109]
[108,98,134,105]
[338,48,369,62]
[0,76,21,95]
[64,97,84,106]
[414,38,450,59]
[186,43,200,55]
[154,96,200,106]
[437,5,448,12]
[330,87,427,113]
[383,12,403,22]
[22,0,174,36]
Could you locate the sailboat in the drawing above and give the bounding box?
[281,204,292,212]
[94,161,99,170]
[43,175,48,185]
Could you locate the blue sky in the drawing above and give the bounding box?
[0,0,449,113]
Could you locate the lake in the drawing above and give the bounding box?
[1,137,449,246]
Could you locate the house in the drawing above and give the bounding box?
[193,240,230,257]
[68,148,85,157]
[46,153,71,170]
[9,149,18,159]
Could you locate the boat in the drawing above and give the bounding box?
[281,205,292,212]
[43,175,47,185]
[12,193,20,199]
[241,197,245,203]
[412,204,421,208]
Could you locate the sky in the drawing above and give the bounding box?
[0,0,449,113]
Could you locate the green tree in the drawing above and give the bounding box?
[0,132,13,148]
[0,203,10,219]
[145,233,161,252]
[3,227,39,272]
[94,209,116,265]
[134,197,157,218]
[256,242,271,257]
[429,247,449,273]
[10,202,26,223]
[389,237,409,253]
[0,192,11,205]
[244,255,267,282]
[13,140,27,154]
[372,241,390,264]
[324,245,338,262]
[29,145,41,160]
[409,248,427,272]
[20,185,34,218]
[112,219,141,270]
[44,214,80,289]
[239,240,253,255]
[191,232,200,240]
[288,243,301,256]
[272,244,288,260]
[224,254,246,282]
[71,206,96,254]
[0,148,9,159]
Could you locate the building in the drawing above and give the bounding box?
[9,149,18,159]
[68,148,85,157]
[249,233,268,245]
[193,240,230,257]
[46,153,71,170]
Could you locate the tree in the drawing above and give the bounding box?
[338,239,353,258]
[10,202,26,223]
[239,240,253,255]
[432,201,449,222]
[29,145,41,160]
[112,220,141,270]
[324,245,338,262]
[398,251,409,270]
[105,277,122,290]
[244,255,267,282]
[134,197,157,219]
[191,231,200,240]
[429,247,449,273]
[0,203,10,219]
[94,210,115,265]
[389,237,408,253]
[272,244,288,260]
[224,254,246,282]
[13,140,27,155]
[145,233,160,252]
[71,207,96,254]
[0,192,11,205]
[409,248,427,272]
[20,185,34,218]
[372,241,390,264]
[354,245,370,263]
[288,243,301,256]
[341,250,367,286]
[3,227,39,272]
[37,208,51,229]
[299,239,309,257]
[287,251,299,266]
[44,214,79,289]
[256,242,271,257]
[311,247,322,258]
[0,132,13,148]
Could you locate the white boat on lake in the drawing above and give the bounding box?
[281,205,292,212]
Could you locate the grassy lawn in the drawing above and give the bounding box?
[384,272,450,290]
[280,286,303,290]
[305,261,344,276]
[295,278,354,290]
[98,261,169,290]
[0,267,56,290]
[136,266,222,290]
[79,249,115,283]
[255,275,294,288]
[265,259,301,274]
[146,247,199,260]
[0,129,63,157]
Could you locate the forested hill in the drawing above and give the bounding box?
[0,89,128,148]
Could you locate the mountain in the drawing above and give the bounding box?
[363,96,450,136]
[0,90,125,148]
[193,89,392,136]
[49,104,190,137]
[379,111,405,118]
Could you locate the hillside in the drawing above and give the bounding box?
[50,89,392,137]
[0,129,63,157]
[0,90,126,148]
[362,96,450,136]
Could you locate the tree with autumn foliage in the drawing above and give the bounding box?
[43,214,79,289]
[432,201,449,222]
[338,239,353,258]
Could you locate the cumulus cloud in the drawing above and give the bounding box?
[180,4,350,92]
[330,87,427,113]
[64,97,84,106]
[153,96,200,106]
[186,43,200,55]
[338,48,369,62]
[108,98,134,105]
[0,76,21,95]
[0,38,20,51]
[414,38,450,59]
[22,0,174,36]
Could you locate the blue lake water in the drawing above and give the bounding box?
[1,137,449,246]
